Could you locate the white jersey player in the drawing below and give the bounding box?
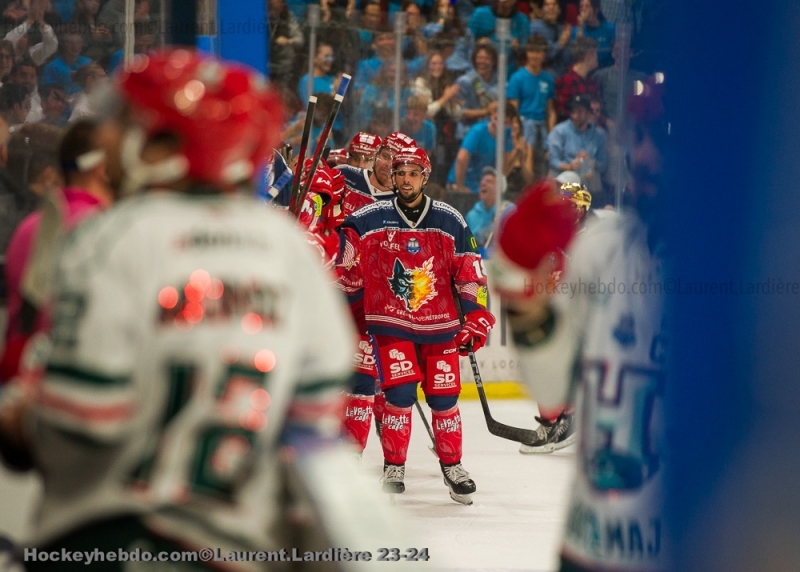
[0,50,396,569]
[490,76,669,572]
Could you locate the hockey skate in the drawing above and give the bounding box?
[380,463,405,494]
[519,413,576,454]
[440,462,476,505]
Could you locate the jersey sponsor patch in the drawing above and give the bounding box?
[476,285,488,308]
[468,236,479,252]
[378,341,422,386]
[406,238,420,254]
[352,335,377,375]
[388,257,437,312]
[425,353,460,395]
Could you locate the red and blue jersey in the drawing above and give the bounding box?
[337,164,395,218]
[338,197,488,344]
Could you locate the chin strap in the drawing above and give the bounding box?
[119,127,190,196]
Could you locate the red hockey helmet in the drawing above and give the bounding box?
[348,132,382,157]
[327,148,349,166]
[381,131,417,155]
[117,48,284,186]
[392,146,431,176]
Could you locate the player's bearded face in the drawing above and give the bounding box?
[393,166,426,205]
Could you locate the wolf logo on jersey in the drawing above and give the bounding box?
[388,257,437,312]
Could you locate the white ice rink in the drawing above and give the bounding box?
[0,399,574,571]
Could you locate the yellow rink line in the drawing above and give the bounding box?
[417,382,531,400]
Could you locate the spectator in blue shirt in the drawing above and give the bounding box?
[40,31,91,97]
[359,60,412,133]
[507,35,557,149]
[454,43,499,140]
[468,0,530,54]
[571,0,616,68]
[448,102,516,193]
[529,0,573,76]
[546,94,607,192]
[401,94,437,157]
[297,43,336,100]
[466,166,514,253]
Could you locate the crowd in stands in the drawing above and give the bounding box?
[276,0,662,245]
[0,0,663,301]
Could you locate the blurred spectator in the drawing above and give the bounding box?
[8,58,40,123]
[69,0,114,63]
[505,113,534,196]
[402,0,428,77]
[411,50,462,183]
[359,60,411,133]
[0,115,33,302]
[106,22,154,74]
[448,102,516,193]
[40,31,91,97]
[455,42,498,139]
[39,83,68,127]
[69,62,106,122]
[98,0,151,46]
[401,94,436,156]
[554,35,599,121]
[466,166,513,250]
[546,94,606,191]
[424,0,474,74]
[366,105,393,138]
[2,2,30,25]
[0,40,14,85]
[4,0,57,67]
[268,0,304,90]
[468,0,530,52]
[357,0,384,59]
[571,0,615,67]
[1,120,109,381]
[5,123,62,197]
[592,42,647,123]
[317,0,361,77]
[297,42,336,101]
[0,83,30,130]
[353,31,395,96]
[508,35,556,150]
[529,0,573,76]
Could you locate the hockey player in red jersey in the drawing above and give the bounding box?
[338,146,495,504]
[337,131,416,218]
[338,131,416,450]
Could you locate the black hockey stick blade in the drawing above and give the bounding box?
[467,345,541,444]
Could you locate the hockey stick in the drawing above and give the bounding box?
[453,291,540,443]
[292,74,351,216]
[414,400,438,457]
[288,95,317,214]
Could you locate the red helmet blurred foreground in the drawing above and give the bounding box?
[118,49,284,186]
[392,146,431,176]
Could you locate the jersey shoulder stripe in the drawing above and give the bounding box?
[431,200,468,228]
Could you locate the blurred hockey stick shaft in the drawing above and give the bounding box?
[288,95,317,214]
[292,74,351,216]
